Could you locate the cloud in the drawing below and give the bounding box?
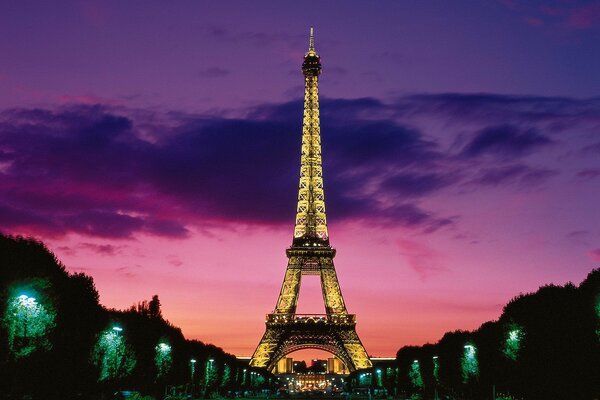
[582,142,600,154]
[462,125,553,158]
[167,254,183,267]
[0,102,447,237]
[576,169,600,180]
[79,243,123,256]
[564,3,600,29]
[0,92,597,240]
[198,67,230,78]
[382,172,454,198]
[472,164,558,187]
[200,25,304,47]
[115,266,136,278]
[397,239,447,280]
[588,248,600,262]
[401,93,600,127]
[500,1,600,31]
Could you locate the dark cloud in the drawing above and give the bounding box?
[1,92,597,239]
[200,25,305,47]
[576,169,600,180]
[401,93,600,127]
[582,142,600,154]
[499,0,600,31]
[382,172,454,198]
[462,125,553,158]
[473,164,558,187]
[198,67,230,78]
[79,243,123,256]
[0,100,450,238]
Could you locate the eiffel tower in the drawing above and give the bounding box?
[249,28,372,372]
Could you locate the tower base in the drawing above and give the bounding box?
[249,313,372,372]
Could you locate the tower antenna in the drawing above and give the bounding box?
[309,26,315,51]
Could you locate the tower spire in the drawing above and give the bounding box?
[295,26,326,246]
[309,26,315,51]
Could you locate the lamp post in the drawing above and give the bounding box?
[206,358,215,395]
[17,295,36,339]
[432,356,439,400]
[190,359,197,382]
[112,326,123,378]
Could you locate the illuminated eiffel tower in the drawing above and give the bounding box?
[249,28,372,372]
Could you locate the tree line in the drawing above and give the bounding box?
[0,235,271,399]
[349,268,599,400]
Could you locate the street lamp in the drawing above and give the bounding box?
[8,291,57,377]
[461,344,479,383]
[432,356,440,400]
[206,358,215,392]
[155,342,172,377]
[409,360,423,389]
[17,295,36,338]
[190,359,197,382]
[111,326,123,377]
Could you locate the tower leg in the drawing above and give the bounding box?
[249,326,284,368]
[320,267,347,315]
[274,267,302,314]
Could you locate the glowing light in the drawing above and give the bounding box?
[461,343,479,383]
[409,359,423,388]
[155,342,172,377]
[92,327,136,381]
[4,291,55,358]
[205,357,218,388]
[503,325,524,360]
[190,359,196,382]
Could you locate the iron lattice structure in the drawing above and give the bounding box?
[250,28,372,372]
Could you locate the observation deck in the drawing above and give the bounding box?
[266,313,356,325]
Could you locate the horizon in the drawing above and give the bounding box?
[1,1,600,363]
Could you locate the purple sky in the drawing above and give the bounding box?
[1,1,599,359]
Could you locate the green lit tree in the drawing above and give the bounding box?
[221,363,231,388]
[92,327,136,381]
[4,293,55,358]
[408,360,424,389]
[205,359,218,394]
[432,356,440,383]
[155,342,172,378]
[503,324,524,360]
[461,344,478,383]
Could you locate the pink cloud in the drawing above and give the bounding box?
[565,3,600,29]
[589,248,600,262]
[525,17,545,27]
[396,239,447,280]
